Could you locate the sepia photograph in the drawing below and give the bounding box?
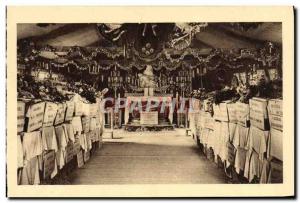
[6,6,294,197]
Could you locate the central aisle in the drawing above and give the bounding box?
[69,129,227,184]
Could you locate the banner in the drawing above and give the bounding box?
[269,114,283,131]
[89,103,98,118]
[213,103,229,122]
[81,116,90,133]
[77,151,84,168]
[73,139,81,155]
[65,142,74,163]
[269,128,283,161]
[250,111,270,130]
[197,111,205,128]
[236,102,250,127]
[26,102,46,132]
[75,101,83,116]
[268,99,283,117]
[82,103,90,117]
[17,101,26,133]
[227,142,236,165]
[198,111,213,129]
[43,150,56,179]
[65,101,75,121]
[43,102,58,127]
[227,103,237,123]
[249,97,268,117]
[72,94,84,116]
[203,113,214,130]
[54,103,66,125]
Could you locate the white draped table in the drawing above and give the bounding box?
[124,95,173,125]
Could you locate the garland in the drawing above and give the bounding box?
[18,43,281,74]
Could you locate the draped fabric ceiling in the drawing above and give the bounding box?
[17,23,282,76]
[17,23,282,94]
[17,23,281,48]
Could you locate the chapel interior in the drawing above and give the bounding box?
[17,23,283,185]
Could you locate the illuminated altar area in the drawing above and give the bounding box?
[95,23,198,130]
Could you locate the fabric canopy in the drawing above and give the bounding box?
[18,23,281,49]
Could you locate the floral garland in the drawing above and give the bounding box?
[18,43,281,75]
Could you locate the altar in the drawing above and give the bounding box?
[124,94,174,131]
[120,64,174,131]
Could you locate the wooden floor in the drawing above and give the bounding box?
[68,129,227,184]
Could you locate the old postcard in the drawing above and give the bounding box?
[6,6,294,197]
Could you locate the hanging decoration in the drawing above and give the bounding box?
[170,23,208,50]
[97,23,126,42]
[17,40,281,76]
[97,23,176,62]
